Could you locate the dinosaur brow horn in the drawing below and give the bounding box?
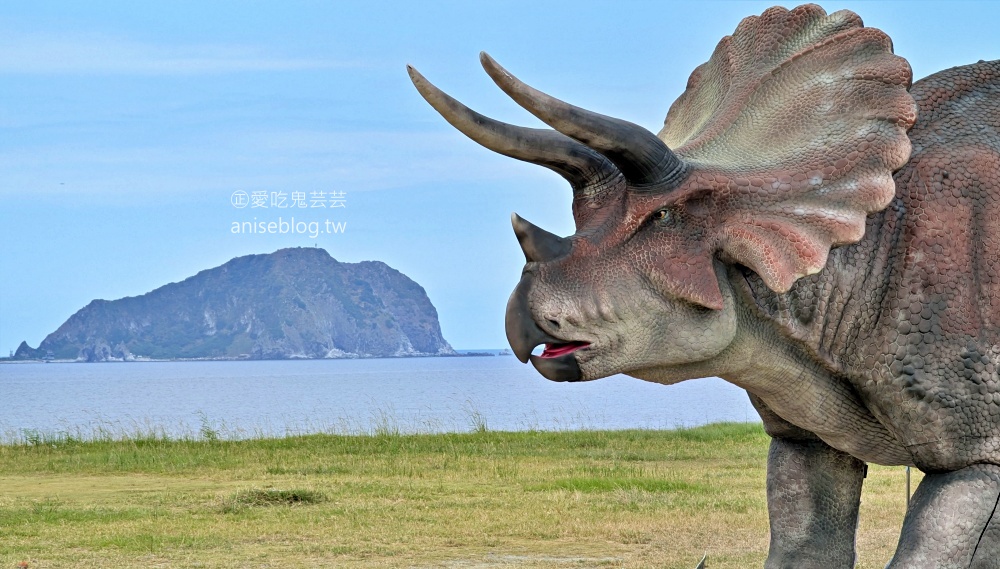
[407,65,623,194]
[480,52,688,188]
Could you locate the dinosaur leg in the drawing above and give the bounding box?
[886,463,1000,568]
[972,507,1000,569]
[749,393,866,568]
[763,437,866,569]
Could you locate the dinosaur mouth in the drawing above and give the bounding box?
[539,341,591,359]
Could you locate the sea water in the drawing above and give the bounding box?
[0,356,757,441]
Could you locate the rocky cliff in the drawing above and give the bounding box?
[15,248,455,361]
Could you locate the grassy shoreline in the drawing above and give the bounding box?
[0,423,914,568]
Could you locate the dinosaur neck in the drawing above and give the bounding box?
[728,200,907,379]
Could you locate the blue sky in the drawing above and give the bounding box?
[2,1,998,353]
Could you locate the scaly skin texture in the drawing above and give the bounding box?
[741,59,1000,472]
[410,4,1000,567]
[736,58,1000,568]
[763,438,866,568]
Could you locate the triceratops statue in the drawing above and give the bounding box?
[410,4,1000,567]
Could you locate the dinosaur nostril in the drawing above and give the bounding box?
[547,319,561,330]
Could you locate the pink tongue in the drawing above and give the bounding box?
[540,341,590,359]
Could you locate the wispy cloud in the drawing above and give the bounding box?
[0,128,554,200]
[0,32,354,75]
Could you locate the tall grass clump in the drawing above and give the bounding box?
[196,411,221,442]
[220,488,327,513]
[462,399,490,434]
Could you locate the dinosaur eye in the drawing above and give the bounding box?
[652,209,671,222]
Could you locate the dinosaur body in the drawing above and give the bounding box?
[742,59,1000,472]
[410,4,1000,567]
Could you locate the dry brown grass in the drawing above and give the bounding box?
[0,424,915,568]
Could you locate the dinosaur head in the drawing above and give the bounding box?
[410,5,916,383]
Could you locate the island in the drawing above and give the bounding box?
[12,248,456,362]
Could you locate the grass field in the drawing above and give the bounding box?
[0,423,916,568]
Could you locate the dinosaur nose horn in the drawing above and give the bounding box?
[511,213,570,263]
